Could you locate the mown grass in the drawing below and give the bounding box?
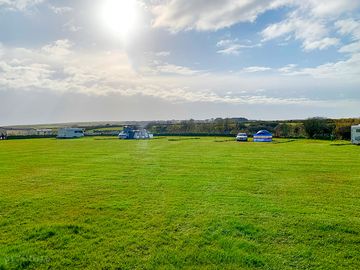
[0,137,359,269]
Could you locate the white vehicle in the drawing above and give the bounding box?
[351,125,360,145]
[57,128,84,139]
[236,133,248,142]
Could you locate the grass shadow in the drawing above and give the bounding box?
[168,137,201,141]
[272,139,297,144]
[214,139,235,143]
[330,142,353,146]
[94,137,118,140]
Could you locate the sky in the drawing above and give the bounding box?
[0,0,360,125]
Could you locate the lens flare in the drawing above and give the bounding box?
[100,0,139,38]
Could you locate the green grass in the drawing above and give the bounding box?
[0,137,359,269]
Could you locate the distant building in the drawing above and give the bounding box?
[253,130,273,142]
[6,128,37,137]
[36,129,53,136]
[57,128,84,139]
[351,125,360,145]
[1,128,54,138]
[118,127,153,140]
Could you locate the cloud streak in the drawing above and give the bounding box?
[151,0,292,32]
[216,39,262,55]
[150,0,360,53]
[0,0,44,11]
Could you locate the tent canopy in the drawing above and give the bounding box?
[254,130,272,136]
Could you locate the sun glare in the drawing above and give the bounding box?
[100,0,139,38]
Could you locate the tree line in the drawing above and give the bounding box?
[145,117,360,140]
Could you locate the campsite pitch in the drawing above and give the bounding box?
[0,137,359,269]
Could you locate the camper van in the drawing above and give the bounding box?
[351,125,360,145]
[57,128,84,139]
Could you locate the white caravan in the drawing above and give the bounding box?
[351,125,360,145]
[57,128,84,139]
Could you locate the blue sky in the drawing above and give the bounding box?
[0,0,360,125]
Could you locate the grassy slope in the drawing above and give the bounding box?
[0,137,359,269]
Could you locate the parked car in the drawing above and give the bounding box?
[236,133,248,142]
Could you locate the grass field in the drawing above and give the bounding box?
[0,137,359,269]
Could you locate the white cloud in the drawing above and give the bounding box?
[151,0,293,32]
[0,0,44,11]
[302,37,339,51]
[155,51,171,57]
[336,19,360,40]
[41,39,73,57]
[0,42,4,58]
[149,0,358,52]
[0,41,235,104]
[0,41,138,95]
[261,13,340,51]
[0,61,54,89]
[154,63,202,76]
[63,20,82,32]
[283,53,360,81]
[339,41,360,54]
[278,64,297,73]
[260,0,360,51]
[150,0,360,34]
[336,19,360,54]
[304,0,360,18]
[242,66,272,73]
[216,39,261,55]
[49,5,72,15]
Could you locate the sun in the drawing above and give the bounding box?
[100,0,139,38]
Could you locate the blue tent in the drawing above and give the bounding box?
[253,130,272,142]
[119,127,136,139]
[118,126,153,140]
